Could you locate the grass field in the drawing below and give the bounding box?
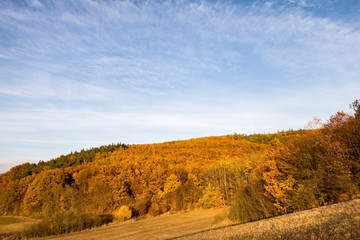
[37,208,229,240]
[0,217,27,226]
[0,216,40,239]
[179,199,360,240]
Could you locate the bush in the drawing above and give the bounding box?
[199,184,224,209]
[132,196,150,216]
[148,202,160,216]
[21,210,113,238]
[115,205,132,221]
[229,186,276,223]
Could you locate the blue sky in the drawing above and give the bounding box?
[1,0,360,173]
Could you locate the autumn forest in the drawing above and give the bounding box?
[1,100,360,237]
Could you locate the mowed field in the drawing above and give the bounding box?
[39,208,229,240]
[181,199,360,240]
[1,199,359,240]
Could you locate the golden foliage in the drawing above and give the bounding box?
[115,205,132,222]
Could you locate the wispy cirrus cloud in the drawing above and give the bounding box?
[0,71,115,101]
[1,0,360,172]
[2,0,358,85]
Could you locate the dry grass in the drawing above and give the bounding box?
[0,216,40,239]
[178,199,360,240]
[35,208,228,240]
[0,217,27,226]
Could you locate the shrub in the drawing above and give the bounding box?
[199,184,224,209]
[115,205,132,221]
[229,186,276,223]
[21,210,113,238]
[132,196,150,216]
[148,202,160,216]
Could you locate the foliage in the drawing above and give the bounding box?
[261,99,360,214]
[231,129,305,144]
[7,143,128,182]
[1,135,263,220]
[199,183,224,208]
[114,205,132,222]
[228,185,276,223]
[20,210,113,238]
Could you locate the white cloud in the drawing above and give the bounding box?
[0,66,116,101]
[0,53,10,59]
[28,0,42,8]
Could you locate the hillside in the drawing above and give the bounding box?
[0,99,359,239]
[0,131,305,219]
[0,134,269,217]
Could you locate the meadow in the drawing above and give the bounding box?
[0,216,39,239]
[180,198,360,240]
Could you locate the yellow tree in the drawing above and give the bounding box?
[22,169,67,216]
[262,138,295,213]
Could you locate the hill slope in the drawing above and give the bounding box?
[179,198,360,240]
